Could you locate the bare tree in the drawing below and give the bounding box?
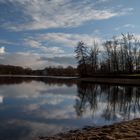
[89,41,99,73]
[75,41,89,76]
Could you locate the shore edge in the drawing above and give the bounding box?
[33,118,140,140]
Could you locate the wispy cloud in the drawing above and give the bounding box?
[123,24,135,28]
[115,23,135,31]
[38,56,76,66]
[0,0,133,31]
[22,32,103,58]
[0,39,17,45]
[27,33,103,48]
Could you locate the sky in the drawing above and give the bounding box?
[0,0,139,69]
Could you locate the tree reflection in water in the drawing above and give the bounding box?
[75,82,140,121]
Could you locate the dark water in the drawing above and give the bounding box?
[0,77,140,140]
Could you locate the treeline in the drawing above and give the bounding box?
[75,33,140,76]
[0,65,33,75]
[0,64,77,76]
[43,66,77,76]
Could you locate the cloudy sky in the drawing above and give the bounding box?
[0,0,139,69]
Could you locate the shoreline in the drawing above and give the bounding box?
[80,77,140,85]
[0,75,78,79]
[0,75,140,85]
[34,118,140,140]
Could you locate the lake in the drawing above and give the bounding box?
[0,77,140,140]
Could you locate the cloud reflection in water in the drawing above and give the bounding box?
[0,78,140,140]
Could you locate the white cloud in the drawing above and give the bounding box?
[0,46,5,54]
[0,0,133,31]
[43,47,65,54]
[24,38,65,55]
[24,39,42,48]
[0,52,45,69]
[31,33,103,48]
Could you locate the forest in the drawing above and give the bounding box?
[75,33,140,76]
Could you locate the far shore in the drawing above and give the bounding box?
[34,118,140,140]
[0,74,140,85]
[0,75,78,79]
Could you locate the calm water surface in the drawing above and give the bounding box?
[0,77,140,140]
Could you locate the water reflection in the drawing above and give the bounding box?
[0,77,140,140]
[0,77,76,86]
[0,78,78,140]
[75,82,140,121]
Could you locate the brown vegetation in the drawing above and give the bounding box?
[34,119,140,140]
